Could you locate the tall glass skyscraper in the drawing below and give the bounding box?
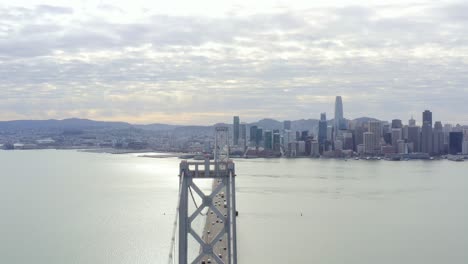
[233,116,240,145]
[334,96,344,132]
[318,113,327,152]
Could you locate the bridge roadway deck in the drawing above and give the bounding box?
[200,179,228,263]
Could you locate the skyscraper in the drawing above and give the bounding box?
[407,125,421,152]
[249,125,257,144]
[364,132,375,154]
[368,121,382,151]
[432,121,444,155]
[391,119,403,129]
[233,116,240,145]
[318,113,327,152]
[240,123,247,148]
[409,116,416,126]
[334,96,344,133]
[391,128,402,151]
[449,132,463,154]
[256,128,263,146]
[264,130,273,149]
[423,110,432,127]
[421,122,433,154]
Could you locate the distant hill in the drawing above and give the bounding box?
[0,118,132,130]
[248,118,283,130]
[0,116,382,133]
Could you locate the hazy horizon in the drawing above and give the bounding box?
[1,0,467,124]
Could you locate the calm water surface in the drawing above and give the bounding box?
[1,150,467,264]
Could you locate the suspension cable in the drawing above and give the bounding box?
[228,171,235,264]
[168,171,184,264]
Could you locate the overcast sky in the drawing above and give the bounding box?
[1,0,467,125]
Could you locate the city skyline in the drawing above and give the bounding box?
[1,0,468,124]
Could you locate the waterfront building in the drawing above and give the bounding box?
[297,141,306,155]
[449,132,463,154]
[283,130,293,148]
[397,139,407,154]
[264,131,273,150]
[381,145,396,155]
[327,125,333,142]
[273,132,281,152]
[256,128,263,147]
[354,125,366,147]
[233,116,240,145]
[357,144,365,154]
[433,121,444,155]
[463,141,468,155]
[391,128,402,152]
[407,126,421,152]
[318,113,327,152]
[368,121,382,151]
[402,125,409,140]
[421,123,433,154]
[311,140,320,157]
[249,125,257,144]
[343,132,353,150]
[334,140,343,151]
[334,96,345,136]
[363,132,375,154]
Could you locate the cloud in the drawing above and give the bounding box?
[0,2,467,124]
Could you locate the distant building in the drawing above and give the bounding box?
[432,121,444,155]
[233,116,240,145]
[421,123,433,154]
[397,139,407,154]
[449,132,463,154]
[311,140,320,157]
[334,96,345,136]
[462,141,468,155]
[391,119,403,129]
[363,132,375,154]
[409,116,416,126]
[423,110,433,127]
[318,113,327,152]
[264,131,273,150]
[283,120,291,130]
[342,132,353,150]
[256,128,263,146]
[368,121,382,151]
[391,128,402,152]
[297,141,306,155]
[334,140,343,151]
[407,126,421,152]
[326,125,333,142]
[249,125,257,144]
[273,132,281,151]
[240,123,247,148]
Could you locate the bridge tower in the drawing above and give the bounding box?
[177,126,238,264]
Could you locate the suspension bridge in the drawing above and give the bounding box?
[168,127,238,264]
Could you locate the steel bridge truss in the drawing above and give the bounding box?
[178,159,237,264]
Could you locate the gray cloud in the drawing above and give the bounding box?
[0,2,467,124]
